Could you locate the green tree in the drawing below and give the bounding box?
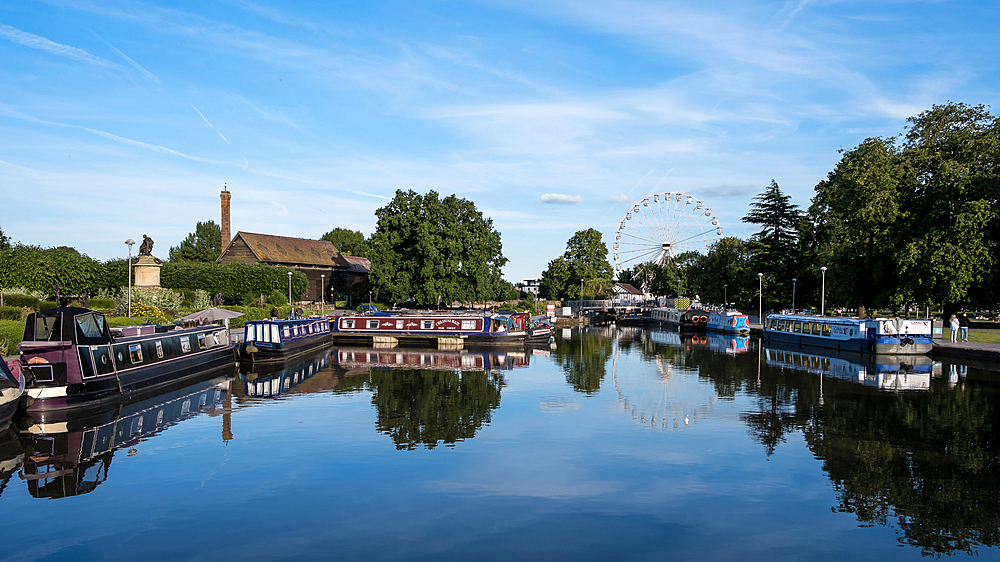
[0,245,103,295]
[540,229,614,299]
[685,237,756,306]
[368,190,508,305]
[0,226,10,252]
[808,138,910,310]
[320,227,370,258]
[743,180,803,308]
[169,220,222,262]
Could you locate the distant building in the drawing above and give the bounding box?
[612,282,644,304]
[218,231,354,302]
[518,278,542,296]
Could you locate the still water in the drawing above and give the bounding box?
[2,327,999,560]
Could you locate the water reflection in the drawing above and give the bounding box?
[552,326,614,393]
[765,343,939,391]
[12,366,235,499]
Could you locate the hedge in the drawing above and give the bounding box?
[162,262,307,301]
[221,305,295,328]
[0,306,26,321]
[0,319,23,356]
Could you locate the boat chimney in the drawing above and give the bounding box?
[221,185,231,249]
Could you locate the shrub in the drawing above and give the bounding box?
[266,288,288,306]
[0,306,25,321]
[0,294,40,309]
[38,301,57,311]
[0,319,24,356]
[90,298,114,310]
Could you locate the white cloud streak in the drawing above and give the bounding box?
[540,193,583,204]
[91,31,160,82]
[0,23,114,66]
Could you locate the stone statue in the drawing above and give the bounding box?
[139,234,154,256]
[212,290,224,307]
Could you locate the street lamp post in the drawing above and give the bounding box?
[677,278,681,298]
[287,271,293,316]
[792,278,797,312]
[125,239,135,318]
[758,272,763,325]
[580,279,584,301]
[820,266,828,316]
[320,274,325,315]
[723,284,727,308]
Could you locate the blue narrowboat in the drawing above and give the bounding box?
[241,316,333,363]
[764,313,933,355]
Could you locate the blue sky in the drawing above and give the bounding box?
[1,0,997,282]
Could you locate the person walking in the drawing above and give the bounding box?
[950,314,960,342]
[959,312,970,342]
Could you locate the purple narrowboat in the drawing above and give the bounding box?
[18,307,237,411]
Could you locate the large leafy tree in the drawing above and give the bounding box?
[540,228,614,299]
[320,227,370,258]
[808,138,910,309]
[169,220,222,262]
[0,226,10,252]
[685,237,756,306]
[743,180,803,307]
[368,190,508,305]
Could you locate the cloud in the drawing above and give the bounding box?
[606,194,631,203]
[696,184,758,198]
[91,31,160,82]
[540,193,583,204]
[0,24,114,66]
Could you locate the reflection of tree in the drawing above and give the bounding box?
[367,369,504,450]
[552,329,613,393]
[805,387,1000,556]
[741,387,799,456]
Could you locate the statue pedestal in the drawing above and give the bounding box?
[134,255,162,288]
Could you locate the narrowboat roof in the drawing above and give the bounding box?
[766,313,864,324]
[22,306,113,345]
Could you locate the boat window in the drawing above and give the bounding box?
[156,410,164,426]
[822,324,832,337]
[35,315,59,340]
[811,323,822,335]
[245,326,255,342]
[180,336,191,353]
[462,320,476,330]
[271,325,280,342]
[131,416,143,435]
[344,320,354,329]
[775,320,784,330]
[75,313,105,338]
[368,320,379,329]
[155,340,164,358]
[396,320,404,329]
[257,324,266,342]
[422,320,433,329]
[129,344,142,363]
[214,332,220,345]
[785,321,794,332]
[793,322,802,333]
[199,394,207,408]
[198,334,207,349]
[284,326,291,338]
[181,400,190,416]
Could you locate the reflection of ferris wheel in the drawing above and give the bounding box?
[611,335,718,430]
[613,192,723,271]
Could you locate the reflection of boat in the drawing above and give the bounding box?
[650,307,710,330]
[335,347,530,372]
[241,317,333,362]
[18,306,236,411]
[331,311,530,345]
[764,343,938,390]
[239,350,333,398]
[16,369,233,499]
[0,426,26,498]
[707,333,749,354]
[1,358,26,429]
[764,314,933,354]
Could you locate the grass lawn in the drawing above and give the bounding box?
[942,328,1000,345]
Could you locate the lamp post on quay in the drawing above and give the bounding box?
[125,238,135,318]
[287,271,293,315]
[820,266,828,316]
[723,284,727,308]
[792,278,797,312]
[758,273,763,324]
[320,274,325,315]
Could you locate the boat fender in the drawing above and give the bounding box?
[245,344,259,354]
[701,316,709,323]
[901,337,914,346]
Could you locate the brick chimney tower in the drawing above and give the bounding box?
[220,185,232,250]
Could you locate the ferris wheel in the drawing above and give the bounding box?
[613,192,723,272]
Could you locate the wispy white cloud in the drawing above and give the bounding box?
[0,23,114,66]
[697,184,758,198]
[607,194,631,203]
[540,193,583,204]
[191,104,233,145]
[91,30,160,82]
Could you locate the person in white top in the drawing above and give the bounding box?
[950,314,960,342]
